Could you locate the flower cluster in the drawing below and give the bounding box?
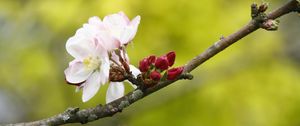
[65,12,141,103]
[65,12,185,103]
[139,51,183,87]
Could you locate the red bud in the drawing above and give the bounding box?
[155,56,169,70]
[166,51,176,66]
[147,55,156,64]
[167,67,183,80]
[139,58,150,72]
[150,71,161,81]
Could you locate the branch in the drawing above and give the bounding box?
[7,0,300,126]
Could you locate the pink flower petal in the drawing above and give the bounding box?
[103,12,130,27]
[99,56,110,84]
[96,30,120,51]
[119,15,140,44]
[64,61,93,84]
[66,36,95,60]
[88,16,102,26]
[103,12,140,45]
[129,65,141,78]
[106,82,125,103]
[82,71,102,102]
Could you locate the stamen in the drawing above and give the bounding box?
[83,56,101,70]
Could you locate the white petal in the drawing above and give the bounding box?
[130,15,141,29]
[106,82,125,104]
[96,30,120,51]
[88,16,102,26]
[82,71,102,102]
[67,16,108,60]
[99,56,110,84]
[66,35,96,60]
[129,65,141,78]
[81,17,104,38]
[103,12,130,40]
[120,15,140,44]
[125,65,140,89]
[103,12,130,29]
[64,61,93,83]
[117,11,130,23]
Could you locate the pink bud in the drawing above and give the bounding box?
[167,67,183,80]
[155,56,169,70]
[139,58,150,72]
[147,55,156,64]
[166,51,176,66]
[150,71,161,81]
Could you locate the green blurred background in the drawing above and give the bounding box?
[0,0,300,125]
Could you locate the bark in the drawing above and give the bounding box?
[5,0,300,126]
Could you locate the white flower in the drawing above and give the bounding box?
[103,11,141,45]
[65,17,118,102]
[65,12,141,103]
[103,11,141,103]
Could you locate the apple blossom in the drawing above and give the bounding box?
[65,35,111,102]
[65,12,141,103]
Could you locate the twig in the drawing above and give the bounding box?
[6,0,300,126]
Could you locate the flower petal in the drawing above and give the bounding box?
[96,30,120,51]
[67,17,112,60]
[103,11,130,29]
[129,65,141,78]
[106,82,125,104]
[130,15,141,28]
[99,56,110,84]
[64,61,93,83]
[120,15,140,44]
[117,11,130,23]
[82,71,102,102]
[103,11,130,41]
[88,16,102,26]
[66,34,97,60]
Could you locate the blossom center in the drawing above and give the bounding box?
[83,56,101,71]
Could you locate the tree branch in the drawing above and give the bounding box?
[6,0,300,126]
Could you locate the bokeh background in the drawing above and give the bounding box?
[0,0,300,126]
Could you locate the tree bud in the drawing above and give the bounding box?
[166,51,176,66]
[150,71,161,81]
[155,56,169,70]
[167,67,183,80]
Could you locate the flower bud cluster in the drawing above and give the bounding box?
[138,51,183,87]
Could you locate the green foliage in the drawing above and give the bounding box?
[0,0,299,125]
